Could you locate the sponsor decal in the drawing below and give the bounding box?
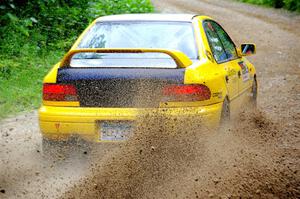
[212,92,223,99]
[55,123,60,130]
[55,123,60,133]
[238,61,250,82]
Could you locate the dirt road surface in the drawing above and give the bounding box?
[1,0,299,198]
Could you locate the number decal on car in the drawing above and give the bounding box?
[238,61,250,82]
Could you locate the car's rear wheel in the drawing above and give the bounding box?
[251,78,258,108]
[220,97,230,125]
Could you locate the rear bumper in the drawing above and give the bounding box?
[38,103,222,142]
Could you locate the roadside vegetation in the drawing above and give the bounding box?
[237,0,300,12]
[0,0,154,119]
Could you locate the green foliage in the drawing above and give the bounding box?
[284,0,300,12]
[0,0,93,53]
[89,0,154,17]
[237,0,300,11]
[0,51,63,119]
[0,0,154,119]
[0,0,154,53]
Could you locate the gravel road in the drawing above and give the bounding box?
[1,0,299,198]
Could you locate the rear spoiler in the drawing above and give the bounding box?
[59,48,193,68]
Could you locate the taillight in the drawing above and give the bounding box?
[162,84,211,102]
[43,83,78,101]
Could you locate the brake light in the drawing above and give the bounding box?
[162,84,211,102]
[43,83,78,101]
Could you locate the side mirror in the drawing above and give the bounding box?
[240,43,256,56]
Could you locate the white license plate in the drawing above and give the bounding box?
[100,121,132,141]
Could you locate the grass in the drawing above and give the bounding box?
[0,51,64,119]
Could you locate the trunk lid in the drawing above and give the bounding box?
[57,68,185,108]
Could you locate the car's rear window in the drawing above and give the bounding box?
[72,21,198,68]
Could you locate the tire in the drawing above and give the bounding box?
[251,78,258,108]
[220,97,230,125]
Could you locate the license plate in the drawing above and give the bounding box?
[99,121,132,141]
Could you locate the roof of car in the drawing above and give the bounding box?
[96,14,199,22]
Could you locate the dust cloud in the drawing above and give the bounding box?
[61,109,299,198]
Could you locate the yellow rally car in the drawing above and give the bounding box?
[39,14,257,146]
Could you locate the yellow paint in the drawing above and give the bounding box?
[43,101,80,107]
[39,103,222,142]
[43,62,60,83]
[60,48,193,68]
[39,15,257,142]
